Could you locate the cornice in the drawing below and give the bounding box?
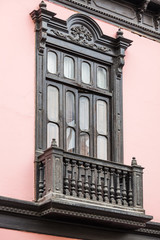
[48,0,160,41]
[0,196,159,238]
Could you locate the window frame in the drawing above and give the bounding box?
[32,7,132,166]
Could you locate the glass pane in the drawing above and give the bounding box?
[64,56,74,79]
[47,123,59,148]
[82,62,91,84]
[97,67,107,89]
[79,97,89,131]
[66,128,75,153]
[80,133,89,156]
[47,86,59,122]
[97,100,107,135]
[47,52,57,74]
[97,136,107,160]
[66,91,75,127]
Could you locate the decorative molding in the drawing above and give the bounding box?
[116,56,125,78]
[154,14,160,30]
[137,0,150,23]
[40,207,146,228]
[0,196,160,238]
[51,26,111,52]
[48,0,160,41]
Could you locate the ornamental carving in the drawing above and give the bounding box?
[116,56,125,78]
[51,25,111,53]
[70,25,93,42]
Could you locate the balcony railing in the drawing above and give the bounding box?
[37,145,144,212]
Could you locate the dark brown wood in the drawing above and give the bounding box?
[71,160,77,196]
[110,168,116,204]
[103,167,109,203]
[90,164,96,200]
[77,161,83,197]
[64,158,70,195]
[122,171,128,206]
[47,0,160,41]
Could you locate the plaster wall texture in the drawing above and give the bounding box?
[0,229,77,240]
[0,0,160,222]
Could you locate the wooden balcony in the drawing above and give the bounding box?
[36,144,152,229]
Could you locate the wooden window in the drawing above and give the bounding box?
[33,9,132,163]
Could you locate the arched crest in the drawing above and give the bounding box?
[67,13,104,42]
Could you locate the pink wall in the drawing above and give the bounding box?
[0,229,78,240]
[0,0,160,222]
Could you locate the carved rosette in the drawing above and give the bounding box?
[70,25,93,43]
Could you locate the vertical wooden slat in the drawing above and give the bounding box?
[39,162,44,198]
[71,160,77,197]
[84,163,90,199]
[77,161,83,198]
[97,166,103,201]
[116,169,122,205]
[128,172,133,206]
[122,171,128,206]
[64,158,70,195]
[103,167,109,203]
[110,168,116,204]
[90,164,96,201]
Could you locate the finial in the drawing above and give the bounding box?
[39,1,47,9]
[51,138,57,147]
[116,28,123,38]
[131,157,137,166]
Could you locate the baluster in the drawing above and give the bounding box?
[97,166,103,201]
[77,161,83,198]
[90,164,96,201]
[116,169,122,205]
[122,171,128,206]
[128,172,133,206]
[64,158,70,195]
[39,162,44,198]
[110,168,116,204]
[84,163,90,199]
[71,160,77,197]
[103,167,109,203]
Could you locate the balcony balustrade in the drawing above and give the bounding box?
[37,143,144,213]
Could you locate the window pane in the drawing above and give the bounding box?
[82,62,91,84]
[80,133,89,156]
[47,52,57,74]
[47,86,59,122]
[79,97,89,131]
[64,56,74,79]
[97,136,107,160]
[66,128,75,153]
[97,67,107,89]
[66,91,75,127]
[97,100,107,135]
[47,123,59,148]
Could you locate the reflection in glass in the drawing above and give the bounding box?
[47,123,59,148]
[80,97,89,131]
[97,67,107,89]
[47,86,59,122]
[97,136,107,160]
[97,100,107,135]
[47,52,57,74]
[82,62,91,84]
[64,56,74,79]
[66,128,75,152]
[66,92,75,127]
[80,133,89,156]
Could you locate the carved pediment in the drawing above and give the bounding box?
[51,23,111,52]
